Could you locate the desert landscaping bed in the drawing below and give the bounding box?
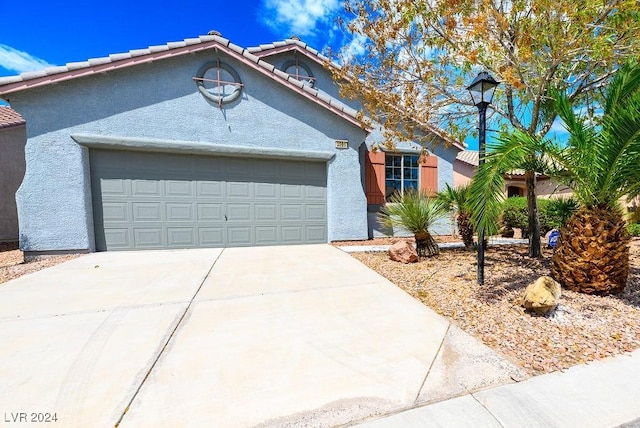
[348,238,640,376]
[0,242,81,285]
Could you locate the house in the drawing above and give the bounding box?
[0,106,26,242]
[0,33,463,254]
[454,150,573,198]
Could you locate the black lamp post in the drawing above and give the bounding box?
[467,71,499,285]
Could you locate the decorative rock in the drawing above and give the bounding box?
[522,276,561,315]
[388,241,418,263]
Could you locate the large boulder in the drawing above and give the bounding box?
[388,241,418,264]
[522,276,561,315]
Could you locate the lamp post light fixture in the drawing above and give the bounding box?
[467,71,499,285]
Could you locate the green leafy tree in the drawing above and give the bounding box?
[437,184,474,250]
[378,190,447,257]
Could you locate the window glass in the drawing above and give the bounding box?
[385,154,420,200]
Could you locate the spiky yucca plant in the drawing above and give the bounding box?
[547,61,640,295]
[378,189,447,257]
[437,183,474,250]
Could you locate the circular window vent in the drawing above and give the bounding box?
[194,61,243,105]
[282,59,315,88]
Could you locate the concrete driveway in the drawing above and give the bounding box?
[0,245,523,427]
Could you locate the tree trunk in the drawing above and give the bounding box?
[415,232,440,257]
[525,170,541,258]
[457,212,475,250]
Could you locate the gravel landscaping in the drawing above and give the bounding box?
[347,237,640,376]
[0,242,80,285]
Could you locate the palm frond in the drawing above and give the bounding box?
[469,129,543,236]
[551,60,640,207]
[378,189,447,234]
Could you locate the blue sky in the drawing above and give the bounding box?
[0,0,353,78]
[0,0,566,148]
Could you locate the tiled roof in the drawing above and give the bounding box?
[247,39,330,67]
[0,33,463,148]
[0,106,25,129]
[456,150,537,177]
[0,34,366,130]
[456,150,479,166]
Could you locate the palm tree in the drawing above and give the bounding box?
[378,189,447,257]
[468,131,550,257]
[437,183,475,250]
[546,61,640,295]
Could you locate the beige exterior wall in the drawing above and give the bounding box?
[453,160,475,188]
[0,124,26,242]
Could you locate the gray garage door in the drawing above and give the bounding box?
[90,149,327,251]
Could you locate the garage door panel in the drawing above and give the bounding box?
[132,180,163,197]
[306,205,326,221]
[102,202,129,222]
[90,150,327,250]
[132,202,163,222]
[282,226,303,242]
[306,185,326,199]
[255,226,278,243]
[166,180,194,197]
[254,182,277,199]
[227,203,252,221]
[199,228,224,245]
[227,227,252,246]
[281,185,302,199]
[133,228,164,247]
[197,181,224,198]
[197,204,224,221]
[100,179,128,196]
[167,228,196,247]
[227,182,251,198]
[306,225,326,242]
[166,203,194,222]
[281,205,303,221]
[255,204,277,221]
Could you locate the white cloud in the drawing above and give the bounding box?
[342,33,366,61]
[0,44,54,74]
[262,0,341,37]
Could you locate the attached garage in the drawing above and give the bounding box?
[90,149,327,251]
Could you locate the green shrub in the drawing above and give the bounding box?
[501,197,551,237]
[628,223,640,237]
[546,197,579,229]
[501,196,580,237]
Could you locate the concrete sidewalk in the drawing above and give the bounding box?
[0,245,524,427]
[356,347,640,427]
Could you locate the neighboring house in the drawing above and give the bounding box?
[0,32,463,254]
[0,107,26,242]
[454,150,573,198]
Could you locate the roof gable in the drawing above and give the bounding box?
[247,39,331,70]
[0,35,367,131]
[0,106,25,129]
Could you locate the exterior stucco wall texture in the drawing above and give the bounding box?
[0,124,26,241]
[10,50,368,252]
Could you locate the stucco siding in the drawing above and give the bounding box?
[10,49,368,252]
[0,124,26,241]
[454,161,475,187]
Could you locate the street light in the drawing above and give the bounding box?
[467,71,499,285]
